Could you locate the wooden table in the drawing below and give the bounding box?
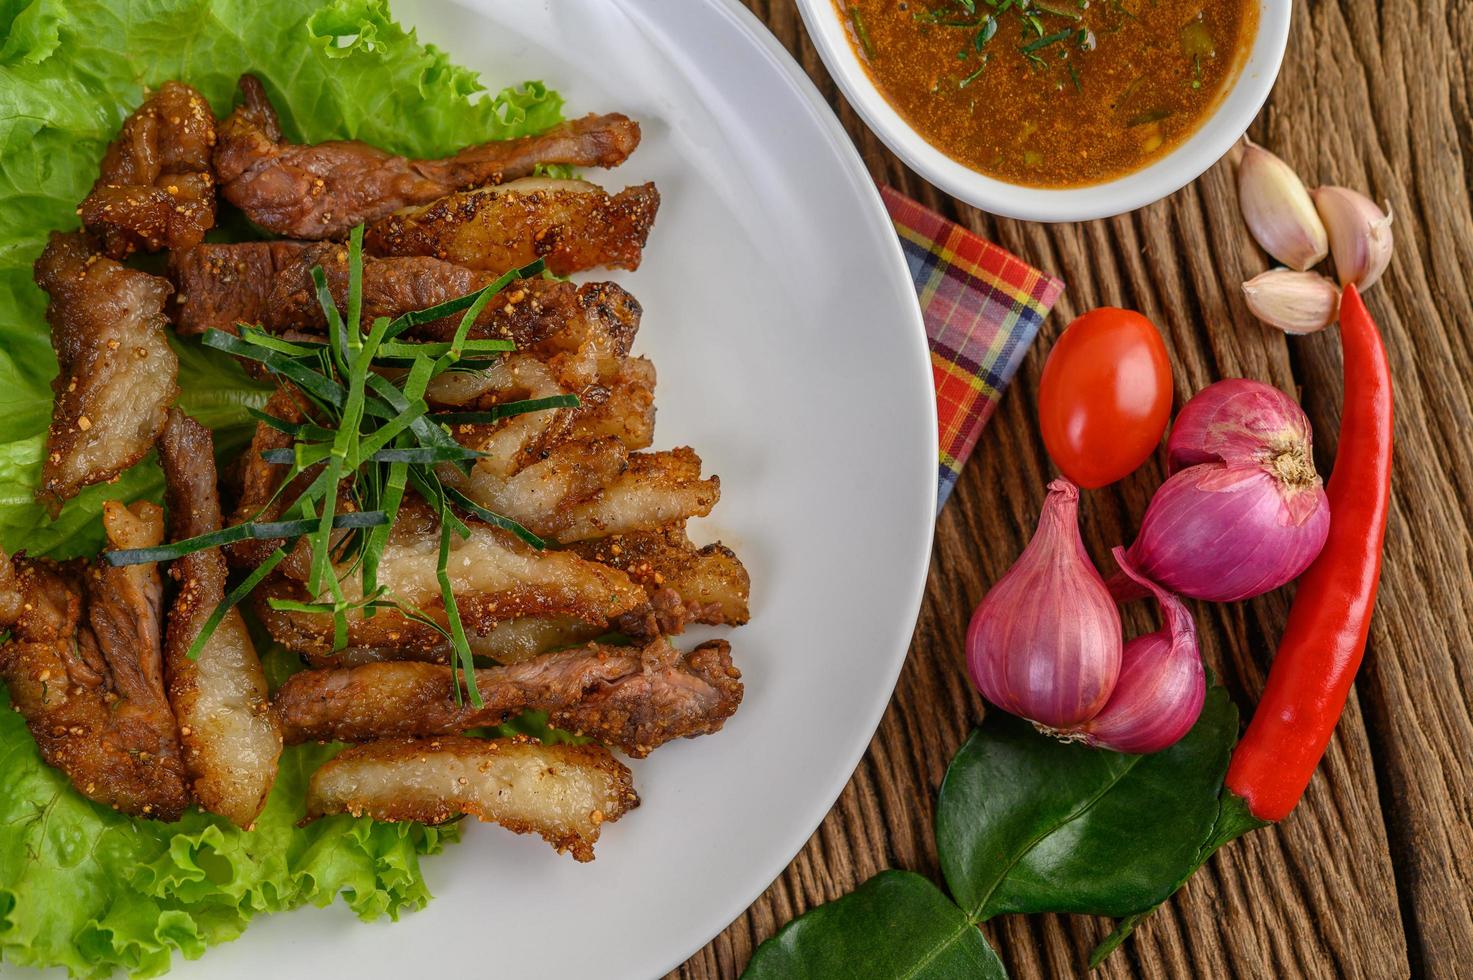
[674,2,1473,977]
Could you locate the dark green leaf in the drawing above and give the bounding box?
[742,871,1005,980]
[937,685,1238,921]
[202,329,347,409]
[442,484,546,549]
[375,338,515,360]
[1088,788,1267,966]
[104,511,387,566]
[183,547,287,661]
[429,394,581,424]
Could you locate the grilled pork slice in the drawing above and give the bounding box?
[33,232,178,513]
[165,240,306,336]
[365,177,660,275]
[215,74,641,240]
[452,442,718,546]
[306,527,751,669]
[275,637,743,758]
[254,501,648,657]
[570,527,750,629]
[307,736,638,861]
[168,241,643,352]
[0,503,190,819]
[160,410,281,828]
[78,81,217,258]
[300,617,604,669]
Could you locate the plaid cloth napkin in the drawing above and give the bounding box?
[881,186,1065,512]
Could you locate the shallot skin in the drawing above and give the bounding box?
[1123,463,1330,603]
[967,480,1122,730]
[1168,379,1317,474]
[1076,549,1205,754]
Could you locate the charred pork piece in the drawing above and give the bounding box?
[570,526,750,630]
[318,527,751,668]
[0,503,190,818]
[307,736,638,861]
[447,439,719,547]
[160,410,282,828]
[215,74,641,240]
[78,81,217,258]
[275,637,743,758]
[168,240,642,352]
[365,177,660,275]
[165,240,306,335]
[301,616,605,669]
[33,232,178,513]
[254,501,647,657]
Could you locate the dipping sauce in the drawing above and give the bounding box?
[838,0,1259,187]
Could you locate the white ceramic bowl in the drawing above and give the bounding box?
[794,1,1292,222]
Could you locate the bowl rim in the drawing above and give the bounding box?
[794,0,1293,222]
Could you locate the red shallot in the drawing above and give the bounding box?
[966,479,1122,730]
[1117,380,1330,603]
[1068,549,1205,754]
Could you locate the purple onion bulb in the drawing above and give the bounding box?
[967,479,1122,730]
[1119,379,1330,603]
[1167,379,1317,474]
[1070,549,1206,754]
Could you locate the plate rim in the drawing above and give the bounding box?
[640,0,939,974]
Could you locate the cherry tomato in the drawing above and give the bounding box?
[1038,308,1173,489]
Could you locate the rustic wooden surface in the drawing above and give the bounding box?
[674,2,1473,977]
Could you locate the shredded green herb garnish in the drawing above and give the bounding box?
[849,5,877,60]
[105,225,578,704]
[920,0,1095,87]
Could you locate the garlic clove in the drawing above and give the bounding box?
[1242,269,1341,335]
[1312,185,1394,291]
[1237,141,1329,271]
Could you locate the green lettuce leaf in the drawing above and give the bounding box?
[0,0,564,559]
[0,0,566,974]
[0,684,457,980]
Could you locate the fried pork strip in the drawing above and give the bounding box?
[275,637,743,758]
[365,177,660,275]
[306,736,638,861]
[78,81,217,258]
[447,441,717,546]
[300,617,603,669]
[165,240,306,336]
[0,503,190,818]
[167,241,643,351]
[160,410,282,828]
[215,74,642,240]
[254,501,648,657]
[427,344,710,545]
[33,232,179,513]
[571,527,750,628]
[315,525,751,668]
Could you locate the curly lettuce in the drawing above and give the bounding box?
[0,681,457,979]
[0,0,563,560]
[0,0,566,974]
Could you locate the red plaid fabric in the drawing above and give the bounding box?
[882,186,1065,511]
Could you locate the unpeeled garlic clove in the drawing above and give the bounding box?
[1312,185,1394,291]
[1242,269,1341,334]
[1238,141,1329,271]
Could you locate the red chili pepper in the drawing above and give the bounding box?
[1223,285,1393,822]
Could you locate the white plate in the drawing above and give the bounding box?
[177,1,936,977]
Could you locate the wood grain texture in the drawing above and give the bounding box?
[672,1,1473,977]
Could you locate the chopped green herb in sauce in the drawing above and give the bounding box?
[838,0,1257,186]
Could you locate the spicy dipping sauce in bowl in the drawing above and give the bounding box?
[795,1,1290,221]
